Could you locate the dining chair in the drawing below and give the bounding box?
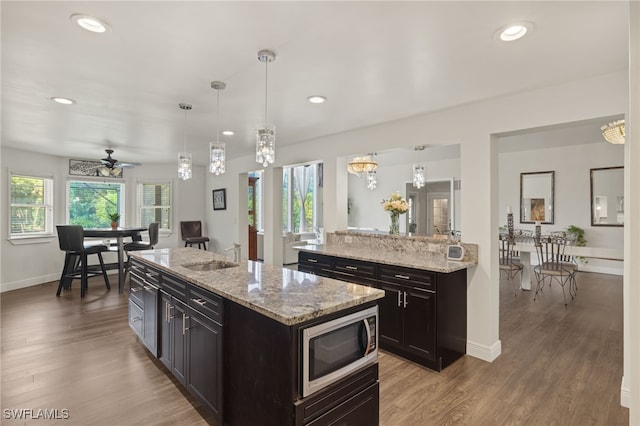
[56,225,111,298]
[499,233,524,296]
[533,234,577,306]
[123,222,159,280]
[180,221,209,250]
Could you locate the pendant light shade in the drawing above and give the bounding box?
[209,81,226,175]
[178,103,193,181]
[412,145,426,188]
[601,119,625,144]
[366,171,377,190]
[256,50,276,167]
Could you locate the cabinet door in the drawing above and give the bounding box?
[377,283,404,349]
[171,300,188,386]
[403,288,436,361]
[187,309,223,418]
[142,283,158,356]
[159,293,172,369]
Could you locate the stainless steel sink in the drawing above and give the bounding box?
[182,260,238,271]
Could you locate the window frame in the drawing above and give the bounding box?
[8,171,54,239]
[136,180,172,233]
[66,177,126,228]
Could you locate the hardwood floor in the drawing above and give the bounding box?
[1,272,628,425]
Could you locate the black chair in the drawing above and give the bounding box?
[123,222,159,279]
[56,225,111,298]
[180,221,209,250]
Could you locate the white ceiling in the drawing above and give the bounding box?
[1,1,629,166]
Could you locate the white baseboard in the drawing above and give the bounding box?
[1,273,60,293]
[1,270,119,293]
[620,375,631,408]
[467,339,502,362]
[579,265,623,276]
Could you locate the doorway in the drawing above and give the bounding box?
[405,179,454,235]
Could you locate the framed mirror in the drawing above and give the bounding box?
[520,171,554,224]
[591,166,623,226]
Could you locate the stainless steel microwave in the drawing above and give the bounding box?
[301,305,378,397]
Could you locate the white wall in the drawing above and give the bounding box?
[499,141,624,274]
[0,147,206,292]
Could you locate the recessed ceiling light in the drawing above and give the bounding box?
[222,130,234,136]
[50,97,75,105]
[496,22,533,42]
[307,95,327,104]
[70,14,111,33]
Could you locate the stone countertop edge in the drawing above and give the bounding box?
[295,244,477,273]
[128,247,385,326]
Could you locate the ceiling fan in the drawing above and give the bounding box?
[97,149,141,177]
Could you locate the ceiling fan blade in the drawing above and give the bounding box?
[114,162,141,168]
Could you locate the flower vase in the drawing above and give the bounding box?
[389,213,400,235]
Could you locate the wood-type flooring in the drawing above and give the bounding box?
[0,271,628,425]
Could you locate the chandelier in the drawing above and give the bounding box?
[347,155,377,176]
[209,81,226,175]
[412,145,426,188]
[601,120,625,144]
[256,50,276,167]
[177,103,193,181]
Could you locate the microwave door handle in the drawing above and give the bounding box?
[362,318,372,356]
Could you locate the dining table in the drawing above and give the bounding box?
[84,227,147,293]
[512,241,624,290]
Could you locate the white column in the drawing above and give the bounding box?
[460,133,501,362]
[323,156,349,233]
[263,166,283,266]
[625,1,640,418]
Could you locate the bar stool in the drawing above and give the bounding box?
[56,225,111,298]
[123,222,159,278]
[180,221,209,250]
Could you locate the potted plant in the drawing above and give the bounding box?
[108,212,120,230]
[566,225,587,263]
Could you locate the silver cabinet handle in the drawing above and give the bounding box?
[166,303,174,323]
[345,265,358,270]
[403,291,408,308]
[130,287,142,293]
[307,258,318,263]
[131,316,141,322]
[397,290,402,307]
[395,274,411,280]
[182,315,190,335]
[191,298,207,306]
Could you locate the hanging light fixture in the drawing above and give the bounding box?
[601,119,625,144]
[209,81,227,175]
[177,103,193,181]
[366,171,377,190]
[347,154,377,176]
[412,146,426,189]
[256,49,276,167]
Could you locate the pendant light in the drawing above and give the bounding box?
[177,103,193,181]
[209,81,226,175]
[256,49,276,167]
[412,145,426,189]
[366,171,377,190]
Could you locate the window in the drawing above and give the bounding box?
[249,172,263,231]
[283,163,320,233]
[10,173,53,237]
[67,180,124,228]
[138,182,171,230]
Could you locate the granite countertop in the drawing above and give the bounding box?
[129,247,384,326]
[296,243,476,273]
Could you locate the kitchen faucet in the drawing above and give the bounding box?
[224,243,241,262]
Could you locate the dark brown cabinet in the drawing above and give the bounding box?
[298,250,467,371]
[160,293,187,386]
[128,263,159,356]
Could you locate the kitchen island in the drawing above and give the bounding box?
[128,247,384,425]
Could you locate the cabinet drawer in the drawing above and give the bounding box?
[129,272,145,306]
[162,273,188,302]
[378,264,436,291]
[188,287,223,325]
[333,258,377,286]
[128,299,143,338]
[299,251,333,269]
